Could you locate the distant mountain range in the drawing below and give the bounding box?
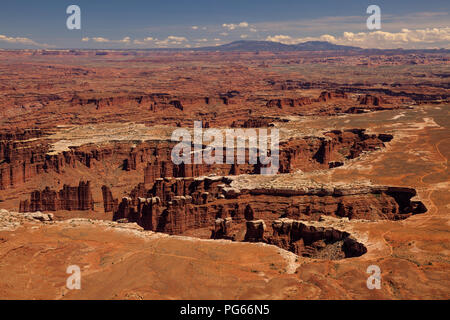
[196,40,362,52]
[37,40,449,53]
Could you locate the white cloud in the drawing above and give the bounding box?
[131,35,188,47]
[220,32,229,36]
[119,37,131,43]
[84,36,131,44]
[266,34,335,44]
[167,36,187,42]
[240,34,248,39]
[91,37,110,43]
[252,11,450,35]
[266,27,450,49]
[191,26,199,30]
[222,22,249,31]
[266,35,296,44]
[338,28,450,47]
[0,34,50,47]
[134,37,154,45]
[195,38,208,42]
[155,35,188,47]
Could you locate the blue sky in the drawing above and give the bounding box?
[0,0,449,49]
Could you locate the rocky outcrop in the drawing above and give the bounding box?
[267,97,312,109]
[101,185,118,213]
[358,94,385,106]
[211,217,234,240]
[231,118,273,128]
[0,133,51,190]
[317,90,348,102]
[265,218,367,259]
[69,92,248,112]
[146,128,393,180]
[19,181,94,212]
[70,93,175,111]
[0,209,53,231]
[266,90,348,109]
[0,137,178,189]
[113,194,221,235]
[143,158,206,185]
[111,173,427,238]
[0,127,392,190]
[112,176,246,234]
[247,185,426,221]
[279,129,391,172]
[244,220,266,242]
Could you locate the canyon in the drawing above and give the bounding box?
[0,49,448,299]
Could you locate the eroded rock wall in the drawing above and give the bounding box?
[110,175,426,238]
[19,181,94,212]
[263,218,367,259]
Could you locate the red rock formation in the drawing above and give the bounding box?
[231,118,273,128]
[19,181,94,212]
[137,197,161,230]
[279,129,390,172]
[264,218,367,259]
[267,97,312,109]
[70,93,176,111]
[0,127,392,191]
[0,134,51,190]
[211,217,233,240]
[317,90,348,102]
[111,173,427,237]
[101,185,118,213]
[143,157,206,185]
[0,137,178,190]
[244,220,266,242]
[358,94,385,106]
[266,90,349,109]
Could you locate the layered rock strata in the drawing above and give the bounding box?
[19,181,94,212]
[1,128,391,190]
[245,218,367,259]
[110,175,427,237]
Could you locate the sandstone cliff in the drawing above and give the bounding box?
[19,181,94,212]
[110,174,427,239]
[263,218,367,259]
